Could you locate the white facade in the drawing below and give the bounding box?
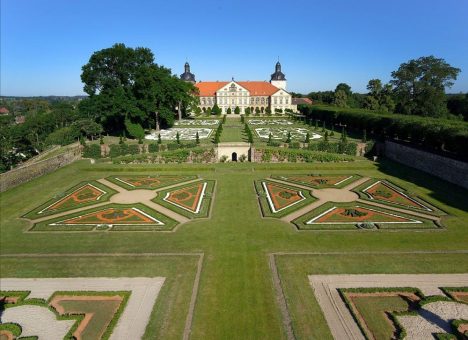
[270,80,286,91]
[197,81,293,114]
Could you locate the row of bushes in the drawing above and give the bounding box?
[255,147,355,163]
[298,105,468,158]
[112,148,217,164]
[265,140,359,156]
[82,142,201,159]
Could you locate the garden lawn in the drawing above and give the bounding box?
[1,157,468,339]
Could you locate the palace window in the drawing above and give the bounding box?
[274,98,277,104]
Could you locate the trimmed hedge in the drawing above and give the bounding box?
[82,144,101,158]
[112,148,216,164]
[255,147,355,163]
[299,105,468,158]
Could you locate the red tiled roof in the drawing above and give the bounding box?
[237,81,280,96]
[292,98,313,105]
[195,81,282,97]
[0,107,9,114]
[195,82,229,96]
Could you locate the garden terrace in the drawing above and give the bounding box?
[1,158,468,339]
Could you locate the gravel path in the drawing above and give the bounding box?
[308,274,468,340]
[2,305,75,339]
[0,277,165,340]
[279,177,371,223]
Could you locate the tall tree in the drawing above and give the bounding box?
[390,56,460,117]
[334,90,348,108]
[80,43,195,133]
[364,79,395,112]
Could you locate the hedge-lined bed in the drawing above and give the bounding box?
[292,201,441,230]
[254,180,316,218]
[0,290,130,340]
[105,174,198,191]
[22,180,117,219]
[352,178,446,217]
[270,174,360,189]
[152,180,216,219]
[254,147,356,163]
[29,203,178,232]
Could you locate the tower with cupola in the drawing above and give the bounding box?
[270,61,286,90]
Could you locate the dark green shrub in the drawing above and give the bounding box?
[167,143,180,151]
[148,143,158,153]
[82,144,101,158]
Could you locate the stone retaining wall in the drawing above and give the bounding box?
[0,146,82,192]
[384,141,468,190]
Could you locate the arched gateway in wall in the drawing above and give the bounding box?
[217,142,251,162]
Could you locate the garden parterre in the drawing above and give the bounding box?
[145,128,213,141]
[1,158,468,339]
[255,127,321,140]
[174,119,220,126]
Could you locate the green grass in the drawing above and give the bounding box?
[219,118,247,142]
[1,157,468,339]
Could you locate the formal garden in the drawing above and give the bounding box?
[1,158,467,339]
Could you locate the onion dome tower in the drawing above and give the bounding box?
[180,62,196,83]
[270,60,287,90]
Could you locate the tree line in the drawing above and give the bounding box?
[296,56,466,120]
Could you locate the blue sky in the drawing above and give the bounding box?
[2,0,468,96]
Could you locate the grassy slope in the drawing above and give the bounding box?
[1,158,468,339]
[220,117,247,142]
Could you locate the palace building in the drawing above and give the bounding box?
[180,61,294,114]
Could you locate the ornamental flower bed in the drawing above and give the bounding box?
[30,203,178,232]
[247,119,293,126]
[145,128,213,141]
[255,127,321,140]
[174,119,220,126]
[362,180,432,211]
[272,174,356,188]
[153,180,216,219]
[23,181,117,219]
[106,175,197,190]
